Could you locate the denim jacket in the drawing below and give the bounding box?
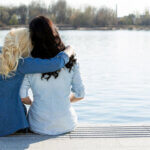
[0,46,69,136]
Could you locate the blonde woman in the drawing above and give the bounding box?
[0,28,74,136]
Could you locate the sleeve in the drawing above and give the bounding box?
[18,51,69,74]
[20,75,31,98]
[71,63,85,98]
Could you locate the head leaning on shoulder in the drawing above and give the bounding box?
[0,28,32,77]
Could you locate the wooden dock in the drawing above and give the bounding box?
[1,124,150,150]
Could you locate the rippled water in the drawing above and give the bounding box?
[1,30,150,124]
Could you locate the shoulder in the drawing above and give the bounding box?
[18,57,32,66]
[18,57,34,64]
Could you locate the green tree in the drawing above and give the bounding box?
[29,1,48,22]
[9,14,18,25]
[0,7,10,24]
[95,7,117,26]
[141,9,150,25]
[118,14,136,25]
[17,5,27,24]
[49,0,68,24]
[82,6,96,26]
[70,9,84,27]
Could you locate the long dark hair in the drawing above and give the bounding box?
[29,16,76,80]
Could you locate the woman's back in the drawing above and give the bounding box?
[20,63,85,135]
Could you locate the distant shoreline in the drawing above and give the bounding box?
[1,25,150,31]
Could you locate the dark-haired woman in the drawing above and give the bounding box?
[20,16,85,135]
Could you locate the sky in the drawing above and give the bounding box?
[1,0,150,17]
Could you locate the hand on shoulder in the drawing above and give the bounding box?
[64,45,76,57]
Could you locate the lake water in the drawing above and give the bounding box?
[1,30,150,124]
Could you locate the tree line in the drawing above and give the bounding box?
[0,0,150,27]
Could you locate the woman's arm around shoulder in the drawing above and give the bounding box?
[18,46,74,74]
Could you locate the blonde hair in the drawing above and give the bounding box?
[0,28,32,77]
